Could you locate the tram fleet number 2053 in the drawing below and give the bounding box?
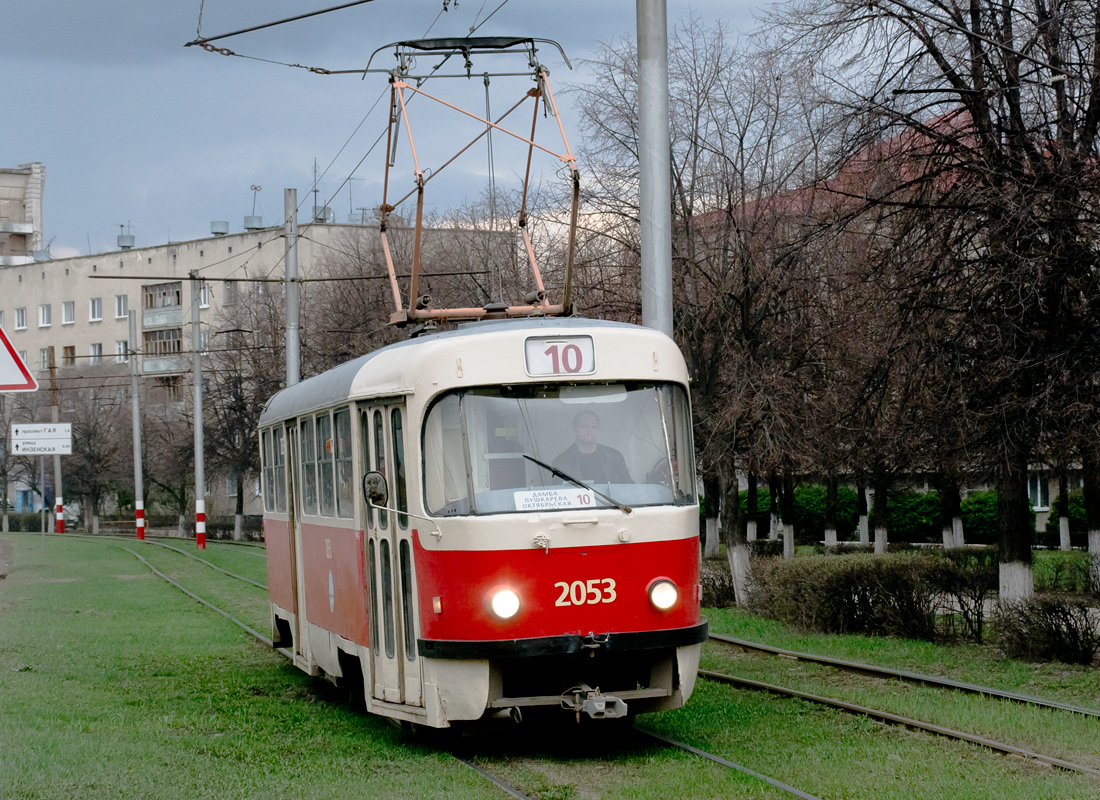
[258,318,708,728]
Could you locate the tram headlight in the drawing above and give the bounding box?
[489,588,521,619]
[648,579,679,611]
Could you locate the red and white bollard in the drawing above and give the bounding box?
[196,499,206,550]
[55,496,64,533]
[135,500,145,541]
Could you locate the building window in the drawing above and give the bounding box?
[38,304,51,327]
[1028,473,1050,510]
[62,301,75,324]
[89,297,103,322]
[15,308,27,330]
[144,328,182,356]
[89,343,103,364]
[200,330,210,355]
[115,294,128,318]
[144,282,182,310]
[115,340,129,363]
[199,281,210,309]
[224,281,239,305]
[40,348,50,369]
[62,346,75,366]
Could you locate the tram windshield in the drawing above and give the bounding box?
[423,382,695,516]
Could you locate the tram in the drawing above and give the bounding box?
[258,317,706,727]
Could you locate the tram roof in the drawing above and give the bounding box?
[259,317,678,425]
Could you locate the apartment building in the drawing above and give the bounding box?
[0,163,45,266]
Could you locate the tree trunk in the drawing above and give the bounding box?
[1057,469,1071,552]
[824,473,838,548]
[768,472,780,541]
[719,467,750,606]
[234,473,245,542]
[939,475,962,549]
[857,478,870,546]
[873,473,889,554]
[746,473,758,542]
[1081,450,1100,591]
[997,448,1034,602]
[781,470,796,559]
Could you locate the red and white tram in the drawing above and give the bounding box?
[258,317,706,727]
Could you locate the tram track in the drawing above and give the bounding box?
[710,632,1100,718]
[106,537,827,799]
[36,533,1097,796]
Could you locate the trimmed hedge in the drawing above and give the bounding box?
[1039,490,1088,549]
[748,550,998,643]
[960,489,1037,545]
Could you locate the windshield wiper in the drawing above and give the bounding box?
[521,454,632,514]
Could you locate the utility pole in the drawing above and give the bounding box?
[636,0,674,337]
[47,347,63,533]
[129,311,145,540]
[190,272,206,550]
[285,189,300,386]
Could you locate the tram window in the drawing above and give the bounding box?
[373,410,388,529]
[379,539,396,659]
[272,426,287,514]
[261,429,274,513]
[318,413,335,516]
[368,540,379,653]
[334,407,354,519]
[299,417,318,516]
[391,409,408,529]
[399,540,415,661]
[423,382,696,515]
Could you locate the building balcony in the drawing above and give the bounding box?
[144,307,184,328]
[143,354,189,375]
[0,221,33,234]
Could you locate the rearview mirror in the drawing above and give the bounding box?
[362,471,389,507]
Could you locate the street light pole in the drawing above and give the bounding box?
[129,310,145,540]
[637,0,674,337]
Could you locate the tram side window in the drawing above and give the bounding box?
[272,426,287,514]
[299,417,319,515]
[317,413,335,516]
[423,394,468,514]
[391,408,408,529]
[261,429,274,513]
[334,407,354,519]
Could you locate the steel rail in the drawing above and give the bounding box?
[700,669,1100,778]
[710,633,1100,718]
[637,728,826,800]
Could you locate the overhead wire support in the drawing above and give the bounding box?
[184,0,380,48]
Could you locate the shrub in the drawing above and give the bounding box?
[1034,551,1094,593]
[1038,490,1088,549]
[739,488,773,534]
[995,598,1100,665]
[749,539,783,558]
[960,489,1036,545]
[791,485,860,543]
[700,560,737,608]
[747,550,998,643]
[868,489,942,543]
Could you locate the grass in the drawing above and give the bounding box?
[3,533,1099,799]
[0,534,490,800]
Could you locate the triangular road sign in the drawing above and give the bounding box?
[0,324,38,392]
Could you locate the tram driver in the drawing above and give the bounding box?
[552,410,633,485]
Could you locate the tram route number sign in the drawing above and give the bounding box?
[10,423,72,455]
[514,488,596,511]
[524,336,595,377]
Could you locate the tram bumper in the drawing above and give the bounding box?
[561,684,629,720]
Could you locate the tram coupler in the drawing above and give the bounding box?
[562,684,628,722]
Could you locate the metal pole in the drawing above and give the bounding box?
[48,347,63,533]
[284,189,301,386]
[39,455,45,540]
[190,272,206,550]
[129,311,145,540]
[636,0,674,337]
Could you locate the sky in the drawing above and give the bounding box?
[4,1,763,258]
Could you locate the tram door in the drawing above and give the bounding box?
[285,422,314,671]
[361,403,422,707]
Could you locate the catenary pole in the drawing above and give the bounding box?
[190,272,206,549]
[636,0,673,337]
[48,347,63,533]
[129,311,145,540]
[285,189,301,386]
